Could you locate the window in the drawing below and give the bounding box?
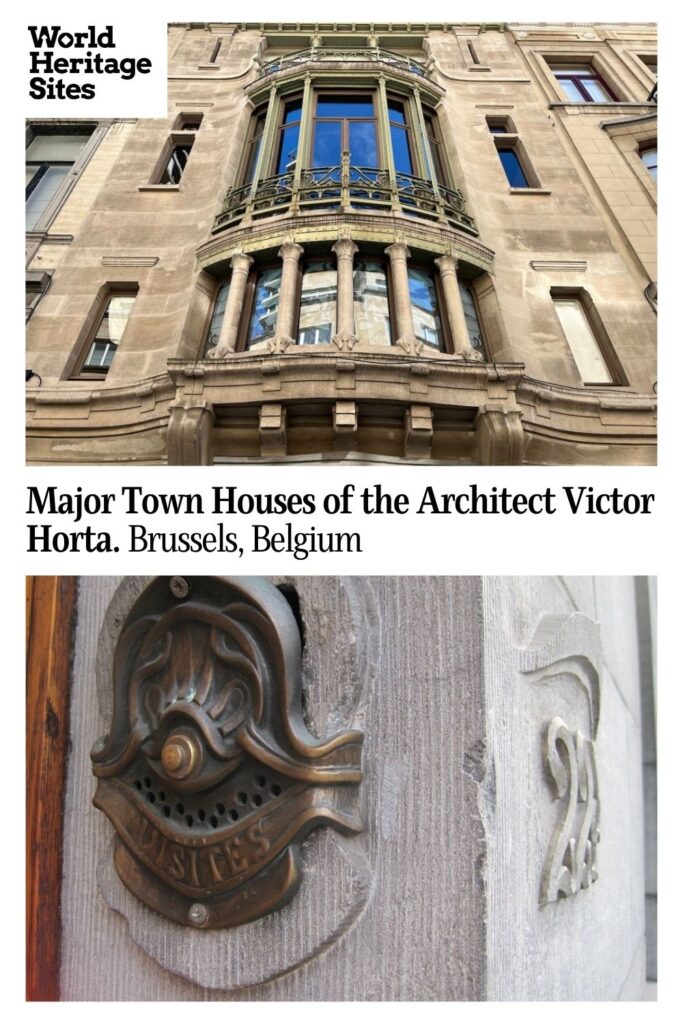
[79,290,138,376]
[151,117,202,185]
[486,116,539,190]
[549,64,618,103]
[408,267,444,349]
[202,248,485,357]
[26,271,51,322]
[551,289,624,385]
[353,260,392,345]
[159,144,193,184]
[298,261,337,342]
[204,280,231,353]
[422,110,449,186]
[637,54,657,77]
[26,131,91,229]
[388,97,415,176]
[459,282,484,354]
[246,267,282,350]
[640,145,657,182]
[312,94,379,168]
[242,106,267,185]
[275,98,303,175]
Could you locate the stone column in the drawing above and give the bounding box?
[210,253,253,357]
[384,242,416,349]
[272,241,304,351]
[332,236,358,349]
[434,254,483,360]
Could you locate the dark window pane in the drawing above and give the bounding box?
[83,294,135,373]
[488,125,508,134]
[317,95,374,117]
[498,148,529,188]
[348,121,378,166]
[246,268,281,349]
[388,99,407,125]
[244,138,262,184]
[313,121,342,166]
[276,124,300,173]
[298,261,337,342]
[408,268,443,349]
[429,139,447,185]
[353,261,391,345]
[161,145,191,184]
[390,124,413,175]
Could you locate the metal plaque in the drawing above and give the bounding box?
[91,576,364,929]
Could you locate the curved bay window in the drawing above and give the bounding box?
[217,79,476,234]
[203,244,487,360]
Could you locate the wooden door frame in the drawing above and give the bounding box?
[26,577,78,1002]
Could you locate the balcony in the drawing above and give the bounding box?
[256,46,431,80]
[214,153,477,235]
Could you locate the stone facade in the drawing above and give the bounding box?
[26,23,657,465]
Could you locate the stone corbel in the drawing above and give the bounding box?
[259,402,287,456]
[404,404,433,458]
[167,401,214,465]
[333,400,358,451]
[475,407,524,465]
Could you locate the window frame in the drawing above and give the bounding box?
[387,93,419,179]
[548,62,620,103]
[149,131,196,186]
[25,122,100,234]
[550,285,628,387]
[65,283,139,381]
[422,108,452,188]
[238,103,269,187]
[486,115,542,190]
[310,88,382,169]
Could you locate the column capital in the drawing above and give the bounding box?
[278,241,304,263]
[434,253,459,278]
[332,237,358,261]
[385,241,411,262]
[230,252,254,275]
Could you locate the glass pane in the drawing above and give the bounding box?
[583,79,612,102]
[97,295,136,346]
[458,282,483,351]
[390,125,413,175]
[84,340,115,370]
[348,121,378,166]
[276,124,300,173]
[161,146,191,184]
[244,137,262,184]
[429,139,447,185]
[25,134,89,162]
[408,267,443,349]
[557,78,585,102]
[353,261,391,345]
[641,149,657,181]
[298,261,336,343]
[205,281,231,352]
[313,121,342,166]
[317,95,374,117]
[283,100,302,124]
[388,99,407,125]
[246,267,282,350]
[26,166,71,228]
[498,148,529,188]
[554,297,612,383]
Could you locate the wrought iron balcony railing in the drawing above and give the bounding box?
[214,154,476,235]
[256,46,431,79]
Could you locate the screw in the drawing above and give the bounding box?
[170,576,190,599]
[188,903,208,926]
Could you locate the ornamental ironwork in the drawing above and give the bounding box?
[91,575,364,929]
[256,46,431,79]
[215,153,476,233]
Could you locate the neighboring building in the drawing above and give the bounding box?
[25,22,657,465]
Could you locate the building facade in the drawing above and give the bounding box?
[25,22,658,465]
